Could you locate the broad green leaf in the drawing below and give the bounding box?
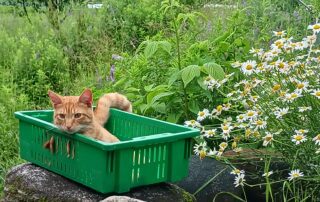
[158,41,172,55]
[166,112,183,123]
[125,87,140,92]
[188,100,200,114]
[203,62,225,80]
[152,102,166,114]
[168,70,181,86]
[219,41,230,51]
[144,84,155,92]
[148,91,174,105]
[181,65,200,87]
[144,41,159,58]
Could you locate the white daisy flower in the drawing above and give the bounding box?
[241,60,257,75]
[262,171,274,177]
[253,119,267,129]
[184,120,202,128]
[230,169,245,175]
[236,114,246,123]
[284,91,302,103]
[219,142,228,150]
[193,142,207,156]
[308,23,320,33]
[203,129,217,138]
[291,134,307,145]
[295,129,309,135]
[312,134,320,146]
[310,89,320,99]
[234,173,246,187]
[295,81,309,92]
[206,148,218,157]
[245,110,258,120]
[212,105,223,116]
[231,61,241,68]
[298,106,312,112]
[274,107,289,119]
[273,30,286,37]
[197,109,210,122]
[288,169,304,181]
[262,132,274,146]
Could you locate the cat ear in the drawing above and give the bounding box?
[48,90,62,107]
[79,89,92,108]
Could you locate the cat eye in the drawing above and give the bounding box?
[74,113,82,118]
[58,114,65,120]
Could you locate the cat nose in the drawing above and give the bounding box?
[66,126,71,130]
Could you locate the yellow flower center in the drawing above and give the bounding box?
[222,125,229,130]
[273,84,281,91]
[276,31,283,36]
[217,105,223,111]
[256,120,264,125]
[316,91,320,97]
[291,93,298,98]
[315,135,320,140]
[295,135,303,141]
[265,136,272,141]
[199,150,206,159]
[246,64,253,70]
[313,24,320,30]
[220,142,227,148]
[297,83,304,89]
[199,111,205,116]
[292,173,300,178]
[190,120,196,124]
[278,62,285,69]
[247,111,255,117]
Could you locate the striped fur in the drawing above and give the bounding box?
[94,93,132,126]
[48,89,132,143]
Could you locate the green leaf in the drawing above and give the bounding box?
[148,91,174,105]
[158,41,172,55]
[168,70,181,86]
[166,112,183,123]
[181,65,200,87]
[203,62,225,80]
[144,41,159,58]
[144,84,155,92]
[152,102,166,114]
[188,100,200,114]
[219,41,230,51]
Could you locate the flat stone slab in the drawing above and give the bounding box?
[175,156,241,202]
[4,163,195,202]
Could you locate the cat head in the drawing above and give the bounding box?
[48,89,94,134]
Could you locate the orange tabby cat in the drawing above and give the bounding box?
[48,89,132,143]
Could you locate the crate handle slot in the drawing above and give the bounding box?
[43,136,55,153]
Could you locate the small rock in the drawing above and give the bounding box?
[4,163,195,202]
[175,155,242,202]
[101,196,145,202]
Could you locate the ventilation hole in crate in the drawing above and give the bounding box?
[106,151,114,173]
[137,168,140,181]
[184,139,191,159]
[163,145,167,161]
[137,149,141,165]
[148,148,152,163]
[132,150,136,166]
[143,148,146,164]
[158,145,162,162]
[162,162,166,178]
[157,164,160,179]
[131,168,135,183]
[153,147,157,162]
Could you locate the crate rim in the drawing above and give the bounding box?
[14,108,200,151]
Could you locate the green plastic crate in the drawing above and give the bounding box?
[14,109,199,193]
